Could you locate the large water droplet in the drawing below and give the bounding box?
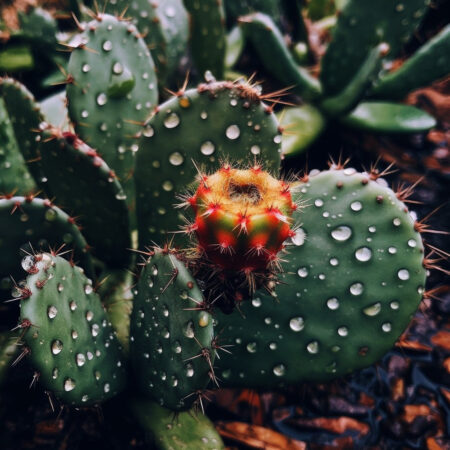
[86,310,93,321]
[96,93,107,106]
[363,302,381,316]
[355,247,372,262]
[64,378,76,391]
[331,226,352,241]
[102,40,112,51]
[69,300,77,311]
[225,125,240,140]
[382,322,392,332]
[164,113,180,129]
[273,364,285,376]
[289,317,304,332]
[329,257,339,266]
[291,228,306,246]
[307,341,319,354]
[397,269,409,281]
[84,284,93,295]
[349,282,364,295]
[314,199,324,207]
[350,201,362,211]
[327,298,339,310]
[76,353,86,367]
[91,324,100,337]
[21,255,35,272]
[200,141,215,156]
[51,340,63,355]
[250,145,261,155]
[169,151,184,166]
[47,305,58,319]
[104,383,110,393]
[393,218,401,226]
[337,326,348,337]
[388,246,397,254]
[297,267,308,278]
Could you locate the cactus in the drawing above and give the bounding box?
[0,2,445,449]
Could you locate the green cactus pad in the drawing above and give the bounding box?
[239,13,322,100]
[0,78,48,191]
[0,196,94,283]
[184,0,226,79]
[66,14,158,209]
[105,0,188,86]
[319,43,388,117]
[130,398,225,450]
[37,128,131,268]
[225,0,282,25]
[135,79,282,247]
[278,104,326,157]
[0,98,36,195]
[130,250,215,411]
[39,91,69,130]
[340,102,437,133]
[19,254,126,406]
[371,24,450,99]
[320,0,430,96]
[225,26,245,69]
[214,168,426,386]
[0,332,19,385]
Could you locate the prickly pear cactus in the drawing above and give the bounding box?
[19,253,127,406]
[213,168,426,385]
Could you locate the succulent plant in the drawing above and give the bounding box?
[0,2,444,449]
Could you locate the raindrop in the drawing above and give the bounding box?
[388,246,397,254]
[186,364,194,377]
[297,267,308,278]
[252,298,262,307]
[102,40,113,51]
[307,341,319,354]
[355,247,372,262]
[112,62,123,74]
[225,125,240,140]
[71,330,78,339]
[164,113,180,129]
[314,199,324,207]
[329,257,339,266]
[82,395,89,402]
[96,93,107,106]
[382,322,392,332]
[349,282,364,296]
[289,317,304,332]
[269,342,277,350]
[52,368,58,379]
[86,310,94,321]
[343,168,356,175]
[183,321,195,338]
[200,111,208,119]
[408,239,417,248]
[397,269,409,281]
[291,228,306,246]
[273,364,285,376]
[82,64,90,73]
[327,298,339,310]
[331,226,352,241]
[104,383,110,393]
[250,145,261,155]
[393,218,401,226]
[198,312,209,327]
[200,141,215,156]
[51,340,63,355]
[69,301,77,311]
[64,378,76,391]
[57,283,64,292]
[169,151,184,166]
[363,302,381,316]
[337,326,348,337]
[368,226,376,233]
[76,353,86,367]
[21,255,35,272]
[417,286,425,295]
[81,110,89,118]
[91,324,100,337]
[390,301,399,310]
[47,306,58,319]
[246,342,257,353]
[84,284,93,295]
[350,201,362,211]
[143,125,154,137]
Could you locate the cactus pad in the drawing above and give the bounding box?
[19,253,126,406]
[130,249,215,410]
[135,79,282,247]
[214,168,426,386]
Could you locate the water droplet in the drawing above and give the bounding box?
[164,112,180,129]
[84,284,93,295]
[200,141,215,156]
[417,286,425,295]
[183,320,195,338]
[71,330,78,339]
[91,324,100,337]
[96,93,107,106]
[390,301,399,310]
[331,226,352,241]
[225,124,240,140]
[112,62,123,74]
[47,306,58,319]
[104,383,110,393]
[393,218,401,226]
[51,340,63,355]
[185,363,194,377]
[200,111,208,119]
[273,364,285,376]
[327,298,339,310]
[64,378,76,391]
[408,239,417,248]
[314,199,324,207]
[81,110,89,118]
[337,326,348,337]
[198,311,209,327]
[94,370,101,380]
[382,322,392,332]
[355,247,372,262]
[52,368,58,379]
[269,342,277,350]
[329,257,339,266]
[246,342,257,353]
[21,255,35,272]
[76,353,86,367]
[291,228,306,246]
[82,64,90,73]
[169,151,184,166]
[143,125,154,137]
[289,317,305,331]
[307,341,319,354]
[102,40,113,51]
[350,201,362,211]
[388,246,397,254]
[82,395,89,402]
[398,269,409,281]
[297,267,308,278]
[344,168,356,175]
[368,226,376,233]
[251,145,261,155]
[363,302,381,316]
[69,300,77,311]
[86,311,93,321]
[349,282,364,295]
[252,298,262,307]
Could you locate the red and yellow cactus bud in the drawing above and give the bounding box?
[190,165,296,271]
